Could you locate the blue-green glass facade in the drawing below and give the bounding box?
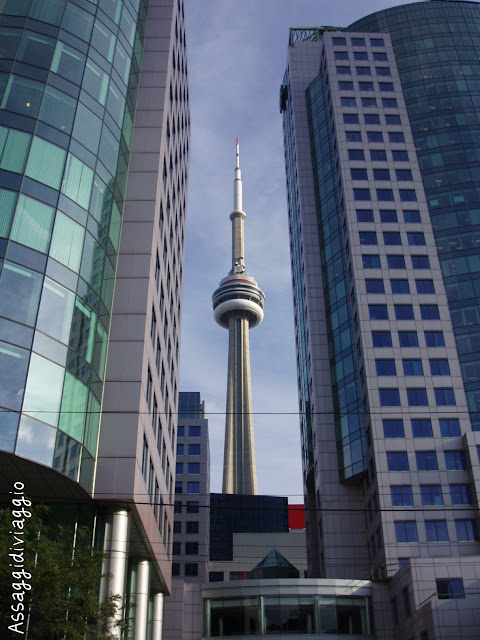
[348,0,480,430]
[306,75,366,481]
[0,0,149,492]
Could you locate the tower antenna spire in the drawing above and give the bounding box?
[234,138,242,212]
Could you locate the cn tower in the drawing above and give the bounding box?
[212,140,265,495]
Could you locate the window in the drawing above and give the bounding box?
[357,209,374,222]
[188,444,201,455]
[425,331,445,347]
[189,425,201,436]
[184,563,198,576]
[383,231,401,245]
[440,418,461,437]
[351,168,368,180]
[360,231,377,245]
[380,210,397,223]
[403,360,423,376]
[407,388,428,406]
[395,521,418,542]
[411,255,430,269]
[436,579,465,599]
[420,304,440,320]
[391,485,413,506]
[337,66,352,76]
[175,481,183,494]
[389,131,405,143]
[450,484,472,505]
[416,279,435,294]
[386,114,401,125]
[369,304,388,320]
[425,520,448,542]
[434,388,456,406]
[362,96,376,107]
[393,150,408,161]
[379,82,394,92]
[429,359,450,376]
[367,131,383,142]
[380,388,401,406]
[407,232,426,246]
[412,419,433,437]
[335,51,349,60]
[359,81,375,92]
[376,359,396,376]
[187,501,199,513]
[343,113,359,124]
[371,38,385,47]
[172,541,181,555]
[346,130,362,142]
[176,462,183,474]
[455,520,478,541]
[374,168,390,181]
[421,485,443,506]
[348,148,364,160]
[444,451,467,471]
[185,542,198,555]
[382,97,398,107]
[188,462,200,474]
[363,254,381,268]
[391,279,410,294]
[355,51,369,61]
[399,190,417,202]
[354,188,371,201]
[172,562,180,576]
[403,210,421,224]
[186,521,199,534]
[341,96,356,106]
[399,331,419,347]
[332,37,346,45]
[383,419,405,438]
[370,149,387,161]
[352,37,366,46]
[173,521,181,534]
[372,331,392,347]
[376,67,392,77]
[416,451,438,471]
[366,279,385,294]
[339,81,354,91]
[365,113,380,125]
[395,305,414,320]
[174,500,182,513]
[387,452,409,471]
[187,482,200,494]
[387,255,406,269]
[177,443,184,456]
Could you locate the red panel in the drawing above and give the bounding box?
[288,504,305,529]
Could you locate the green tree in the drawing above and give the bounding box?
[0,503,126,639]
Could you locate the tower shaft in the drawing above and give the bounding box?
[223,316,257,494]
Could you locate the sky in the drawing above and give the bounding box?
[180,0,414,500]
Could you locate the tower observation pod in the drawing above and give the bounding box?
[212,140,265,495]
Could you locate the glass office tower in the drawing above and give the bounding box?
[281,2,480,638]
[0,1,189,638]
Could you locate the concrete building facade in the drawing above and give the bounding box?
[281,2,480,638]
[0,0,189,637]
[163,391,210,640]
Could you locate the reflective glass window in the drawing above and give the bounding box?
[351,167,367,179]
[400,190,417,202]
[26,137,66,190]
[425,520,448,542]
[434,388,456,406]
[17,31,55,69]
[383,419,404,438]
[403,359,423,376]
[366,279,384,294]
[106,81,125,126]
[337,67,352,76]
[387,452,409,471]
[396,169,413,181]
[0,341,29,411]
[100,0,122,25]
[341,96,356,107]
[365,114,380,125]
[23,353,65,426]
[421,485,443,506]
[393,150,408,161]
[386,114,401,125]
[407,388,428,406]
[394,521,418,542]
[0,126,31,174]
[437,579,465,599]
[425,331,445,347]
[391,279,410,294]
[440,418,461,437]
[399,331,418,347]
[36,277,75,344]
[416,279,435,294]
[1,75,44,118]
[339,81,354,91]
[30,0,65,25]
[367,131,383,142]
[354,51,368,61]
[383,231,401,245]
[370,149,386,161]
[391,485,413,506]
[11,195,54,253]
[335,51,349,61]
[377,189,394,201]
[411,255,430,269]
[372,331,392,347]
[455,520,478,541]
[379,82,394,92]
[348,149,364,161]
[359,81,374,91]
[0,188,18,238]
[362,97,376,107]
[429,359,450,376]
[83,60,109,105]
[69,298,97,363]
[61,153,94,209]
[39,85,76,135]
[382,97,397,108]
[380,388,400,406]
[412,419,433,437]
[387,255,405,269]
[356,209,373,222]
[73,103,102,155]
[420,304,440,320]
[113,41,131,85]
[416,451,438,471]
[369,304,388,320]
[0,262,42,326]
[346,131,361,142]
[15,416,56,466]
[407,232,426,246]
[374,169,390,181]
[51,42,86,85]
[380,210,396,222]
[62,3,94,42]
[376,359,396,375]
[354,188,370,201]
[58,372,88,441]
[403,210,421,223]
[395,305,414,320]
[98,124,119,176]
[444,451,466,471]
[359,231,377,245]
[50,212,85,272]
[0,27,22,58]
[362,254,380,268]
[450,485,472,505]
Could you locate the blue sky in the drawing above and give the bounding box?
[180,0,414,500]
